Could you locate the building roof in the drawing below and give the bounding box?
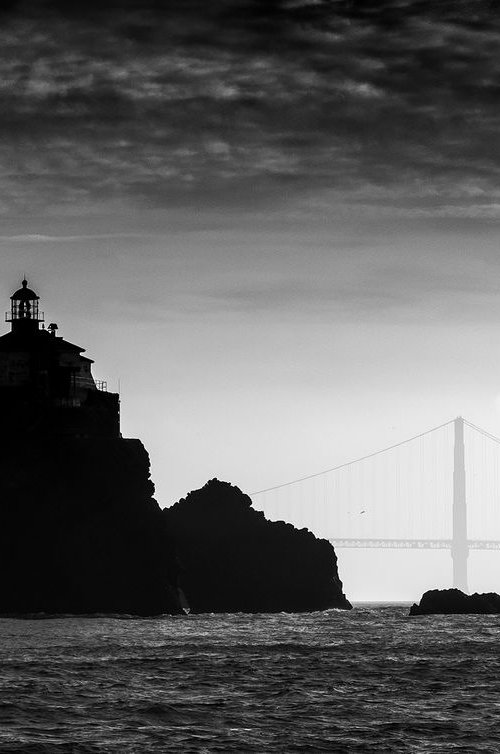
[0,329,90,359]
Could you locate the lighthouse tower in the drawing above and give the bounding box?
[0,279,120,438]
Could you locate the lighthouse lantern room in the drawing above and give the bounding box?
[6,279,44,333]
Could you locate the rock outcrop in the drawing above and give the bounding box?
[163,478,352,613]
[0,447,351,615]
[0,437,181,615]
[0,281,351,616]
[410,588,500,615]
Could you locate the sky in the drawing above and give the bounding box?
[1,0,500,599]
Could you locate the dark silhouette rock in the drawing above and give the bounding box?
[410,588,500,616]
[0,280,351,616]
[163,478,352,613]
[0,437,181,615]
[0,279,181,615]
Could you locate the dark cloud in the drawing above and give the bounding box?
[0,0,499,216]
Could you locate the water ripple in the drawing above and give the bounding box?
[0,605,499,751]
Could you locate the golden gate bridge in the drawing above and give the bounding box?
[251,417,500,593]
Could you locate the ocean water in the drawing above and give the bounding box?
[0,604,499,753]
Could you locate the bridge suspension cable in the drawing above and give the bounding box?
[464,419,500,446]
[251,418,455,495]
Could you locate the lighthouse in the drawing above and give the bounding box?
[0,279,120,438]
[0,280,178,616]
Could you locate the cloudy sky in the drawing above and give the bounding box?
[2,0,500,597]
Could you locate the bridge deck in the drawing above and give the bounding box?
[329,538,500,550]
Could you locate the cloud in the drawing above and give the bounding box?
[0,232,159,242]
[194,243,500,322]
[0,1,499,218]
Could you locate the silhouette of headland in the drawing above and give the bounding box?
[0,280,350,615]
[410,589,500,615]
[0,279,179,614]
[164,479,352,613]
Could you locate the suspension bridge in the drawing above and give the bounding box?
[251,417,500,593]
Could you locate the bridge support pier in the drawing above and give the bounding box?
[452,416,469,593]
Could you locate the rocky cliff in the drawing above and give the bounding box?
[163,478,352,613]
[0,447,351,615]
[0,437,180,615]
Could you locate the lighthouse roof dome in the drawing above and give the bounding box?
[11,279,39,302]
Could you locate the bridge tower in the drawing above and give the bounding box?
[452,416,469,592]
